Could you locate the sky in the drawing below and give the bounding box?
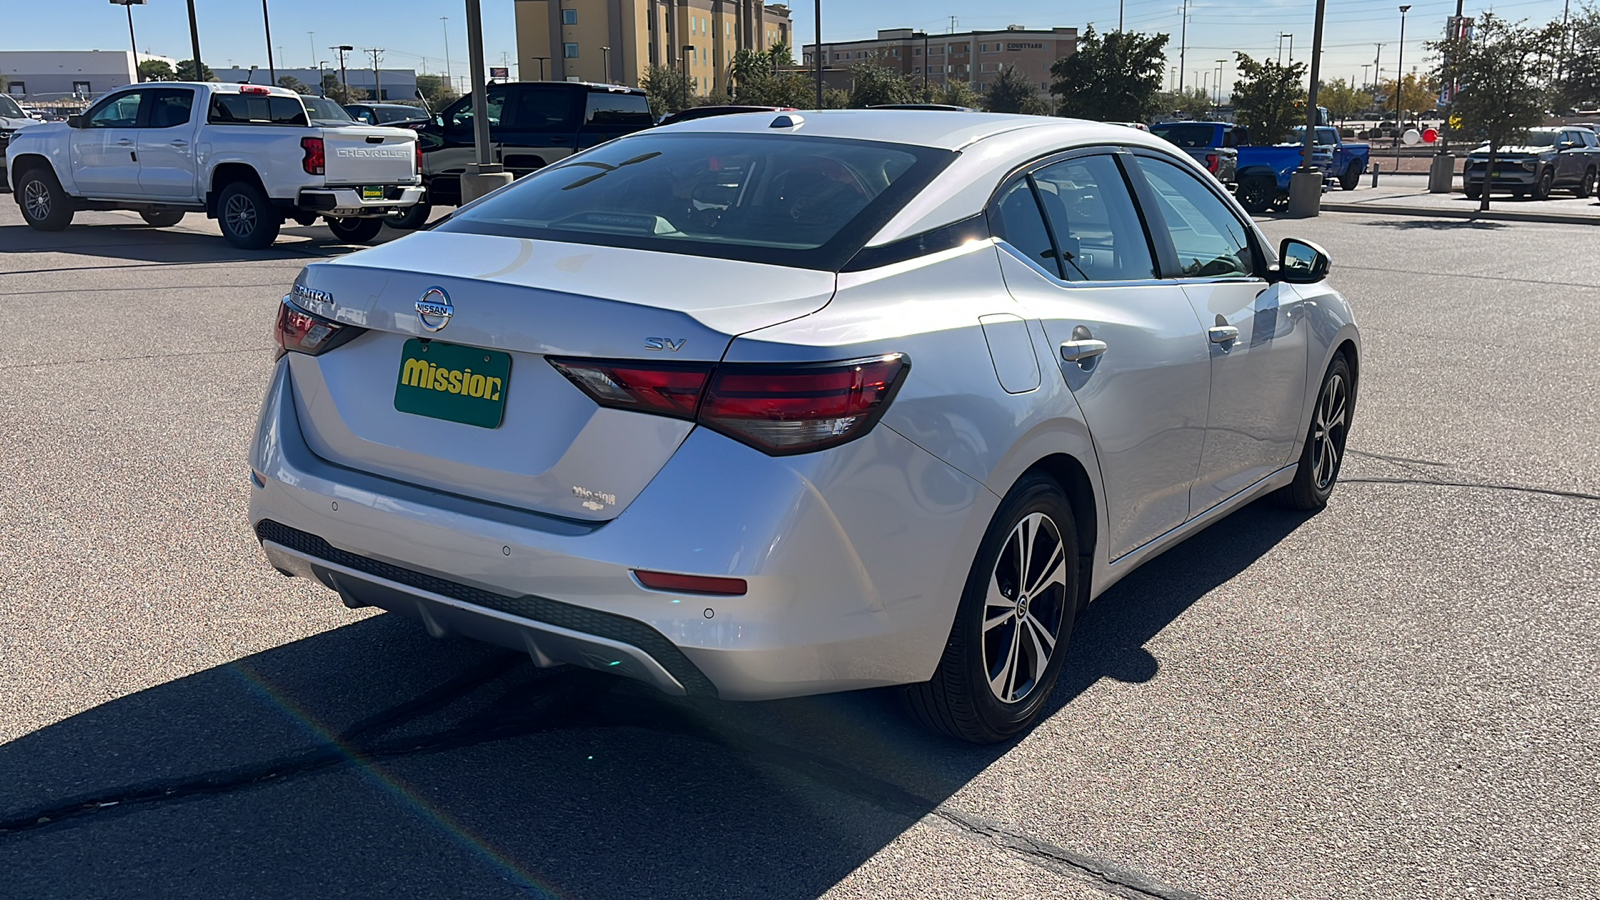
[1,0,1581,98]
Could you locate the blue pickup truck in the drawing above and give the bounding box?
[1150,121,1356,214]
[1289,126,1371,193]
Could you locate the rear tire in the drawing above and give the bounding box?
[216,181,282,249]
[1277,354,1355,511]
[326,216,384,244]
[1577,167,1597,198]
[139,210,185,227]
[384,201,433,230]
[1339,162,1363,191]
[1237,176,1276,214]
[16,167,75,232]
[906,474,1079,744]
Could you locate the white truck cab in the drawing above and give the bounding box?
[5,82,424,248]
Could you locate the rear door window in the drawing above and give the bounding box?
[509,88,579,131]
[990,178,1060,276]
[447,87,508,132]
[145,88,195,129]
[1031,155,1157,282]
[584,92,653,127]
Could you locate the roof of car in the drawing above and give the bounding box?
[650,109,1171,152]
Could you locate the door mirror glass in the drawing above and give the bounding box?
[1276,238,1330,283]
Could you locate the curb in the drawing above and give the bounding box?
[1317,201,1600,226]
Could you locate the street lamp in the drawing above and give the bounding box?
[531,56,550,81]
[1279,32,1293,64]
[110,0,145,82]
[441,17,452,94]
[1215,57,1226,112]
[316,60,328,96]
[680,45,696,111]
[1395,4,1411,156]
[601,46,611,83]
[261,0,276,83]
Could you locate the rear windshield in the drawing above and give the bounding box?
[209,94,308,126]
[436,132,955,270]
[302,97,354,125]
[1150,123,1216,148]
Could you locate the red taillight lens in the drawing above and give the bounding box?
[301,137,325,175]
[414,139,423,175]
[274,299,361,357]
[633,570,747,596]
[548,354,909,456]
[1205,153,1219,173]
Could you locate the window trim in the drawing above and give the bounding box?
[1121,149,1271,282]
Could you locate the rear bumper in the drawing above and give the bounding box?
[298,185,424,216]
[247,357,992,701]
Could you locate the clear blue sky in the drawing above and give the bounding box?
[2,0,1578,96]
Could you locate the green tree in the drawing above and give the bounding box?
[276,75,312,95]
[1231,52,1307,143]
[1432,12,1548,210]
[1554,9,1600,110]
[414,74,459,109]
[174,59,215,82]
[1154,86,1212,120]
[938,80,982,108]
[1318,77,1364,123]
[1379,71,1439,123]
[730,42,813,107]
[138,59,176,82]
[642,63,696,115]
[984,65,1050,114]
[847,62,913,107]
[320,73,367,105]
[1050,26,1170,122]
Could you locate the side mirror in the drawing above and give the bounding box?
[66,115,84,128]
[1274,238,1330,284]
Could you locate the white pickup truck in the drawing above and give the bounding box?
[5,82,423,248]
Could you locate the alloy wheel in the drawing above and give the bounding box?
[224,194,258,237]
[982,512,1069,704]
[1311,372,1348,491]
[23,180,51,221]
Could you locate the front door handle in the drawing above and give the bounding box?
[170,140,189,147]
[1060,339,1108,362]
[116,139,134,146]
[1209,325,1240,344]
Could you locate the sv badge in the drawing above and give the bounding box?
[644,337,687,352]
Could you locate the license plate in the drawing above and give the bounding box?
[394,339,511,428]
[362,185,385,201]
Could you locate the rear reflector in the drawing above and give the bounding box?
[633,570,748,596]
[548,360,709,419]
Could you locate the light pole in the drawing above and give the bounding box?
[1215,58,1226,113]
[1178,0,1189,92]
[111,0,142,82]
[441,17,452,94]
[308,31,315,68]
[317,60,328,96]
[332,45,353,98]
[681,45,695,111]
[814,0,823,108]
[262,0,276,83]
[1395,4,1410,157]
[601,46,611,83]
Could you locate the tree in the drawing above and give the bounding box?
[847,62,913,107]
[1154,86,1212,120]
[277,75,312,95]
[174,59,215,82]
[730,42,812,107]
[1432,12,1547,210]
[1050,26,1169,122]
[138,59,176,82]
[1231,52,1307,144]
[1379,71,1439,123]
[1554,9,1600,110]
[984,65,1050,114]
[642,64,696,115]
[320,73,367,105]
[415,74,459,109]
[1318,77,1364,123]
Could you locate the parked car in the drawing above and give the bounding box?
[0,93,43,190]
[1154,121,1336,213]
[251,111,1359,743]
[658,105,791,126]
[345,102,430,128]
[1288,125,1370,190]
[1149,121,1239,186]
[393,81,654,229]
[6,82,423,248]
[1462,126,1600,199]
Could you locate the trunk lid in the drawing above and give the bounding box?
[320,125,418,185]
[287,231,836,520]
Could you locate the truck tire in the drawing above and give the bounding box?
[139,210,185,227]
[1339,162,1364,191]
[1577,167,1596,198]
[1237,176,1276,214]
[1532,166,1554,200]
[326,216,384,244]
[16,166,75,232]
[217,181,282,249]
[385,201,432,230]
[1464,182,1481,200]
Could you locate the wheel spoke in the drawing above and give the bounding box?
[989,626,1020,702]
[1026,542,1066,599]
[1025,612,1057,655]
[1015,516,1035,588]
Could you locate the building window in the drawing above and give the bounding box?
[6,82,24,96]
[914,48,922,55]
[564,43,579,58]
[563,9,577,24]
[73,81,91,94]
[914,66,922,74]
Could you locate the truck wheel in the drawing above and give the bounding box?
[1339,162,1363,191]
[139,210,185,228]
[1236,176,1276,214]
[326,216,385,243]
[1577,167,1597,198]
[217,181,282,249]
[17,167,75,232]
[1532,167,1554,200]
[384,202,432,230]
[1464,182,1481,200]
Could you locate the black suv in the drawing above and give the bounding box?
[394,81,653,226]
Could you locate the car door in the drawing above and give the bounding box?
[135,87,198,200]
[1124,152,1309,517]
[68,89,145,198]
[993,151,1213,561]
[498,86,581,175]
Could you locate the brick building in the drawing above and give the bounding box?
[802,26,1077,97]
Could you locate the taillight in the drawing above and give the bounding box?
[1205,153,1219,173]
[414,139,423,175]
[301,136,325,175]
[273,298,363,358]
[548,354,909,456]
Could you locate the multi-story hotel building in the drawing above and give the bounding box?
[516,0,793,93]
[802,26,1077,96]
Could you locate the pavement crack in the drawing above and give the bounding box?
[1345,449,1451,468]
[1344,476,1600,502]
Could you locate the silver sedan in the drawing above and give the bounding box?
[250,110,1359,743]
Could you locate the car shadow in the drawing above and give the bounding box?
[0,220,406,270]
[0,501,1312,898]
[1360,218,1510,230]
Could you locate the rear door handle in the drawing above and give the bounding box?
[1209,325,1240,344]
[1060,339,1108,362]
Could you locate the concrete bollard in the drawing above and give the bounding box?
[1371,161,1380,188]
[1428,153,1455,193]
[461,164,515,204]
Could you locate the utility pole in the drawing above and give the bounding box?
[262,0,276,82]
[1373,43,1384,108]
[366,48,384,99]
[185,0,204,82]
[332,45,353,98]
[1395,5,1410,159]
[1178,0,1189,92]
[308,32,315,68]
[441,17,452,95]
[815,0,824,107]
[1215,58,1226,112]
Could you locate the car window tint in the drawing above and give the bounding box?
[1135,156,1257,279]
[1033,155,1156,282]
[990,179,1060,276]
[509,89,575,130]
[146,89,194,129]
[89,92,142,127]
[449,88,507,130]
[1150,123,1214,148]
[208,94,308,126]
[585,92,653,126]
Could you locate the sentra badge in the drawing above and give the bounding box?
[416,287,453,332]
[292,284,333,306]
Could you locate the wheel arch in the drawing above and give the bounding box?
[1018,453,1099,612]
[206,163,268,218]
[8,152,56,184]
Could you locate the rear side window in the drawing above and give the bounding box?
[585,92,653,126]
[990,179,1058,275]
[1032,155,1156,281]
[509,88,578,130]
[438,132,953,270]
[209,94,308,126]
[146,88,195,128]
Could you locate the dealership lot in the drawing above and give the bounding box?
[1,204,1596,898]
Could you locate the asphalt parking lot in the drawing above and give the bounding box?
[1,203,1596,899]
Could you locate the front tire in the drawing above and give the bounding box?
[326,216,384,243]
[16,167,75,232]
[1464,182,1482,200]
[139,210,185,227]
[907,474,1079,744]
[1278,354,1355,511]
[216,181,282,249]
[1532,167,1554,200]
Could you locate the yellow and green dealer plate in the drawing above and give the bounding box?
[394,339,512,428]
[362,185,385,200]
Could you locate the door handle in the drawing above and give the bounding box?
[1209,325,1240,344]
[170,140,189,147]
[116,139,134,146]
[1060,339,1108,362]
